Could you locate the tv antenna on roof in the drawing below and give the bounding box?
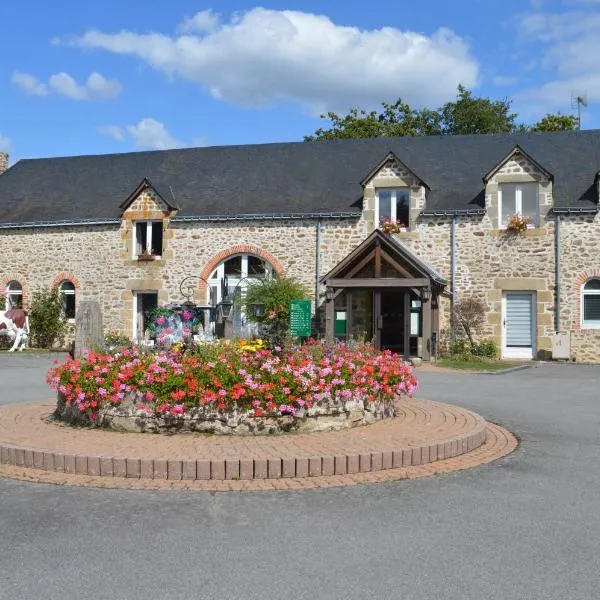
[571,93,588,130]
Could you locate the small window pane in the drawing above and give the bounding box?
[584,279,600,290]
[521,184,537,222]
[135,222,147,254]
[64,294,76,319]
[584,295,600,323]
[377,190,392,223]
[151,222,163,256]
[500,184,517,225]
[224,255,242,276]
[60,281,75,293]
[6,281,23,309]
[248,256,266,275]
[395,189,410,227]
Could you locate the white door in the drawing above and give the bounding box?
[502,292,535,359]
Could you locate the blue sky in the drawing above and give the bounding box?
[1,0,600,161]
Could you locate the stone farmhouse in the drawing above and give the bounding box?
[0,129,600,361]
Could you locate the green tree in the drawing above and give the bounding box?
[305,85,578,141]
[29,286,68,349]
[531,113,578,132]
[243,276,309,348]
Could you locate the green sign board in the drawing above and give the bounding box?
[289,299,312,337]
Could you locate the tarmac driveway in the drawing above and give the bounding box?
[0,357,599,600]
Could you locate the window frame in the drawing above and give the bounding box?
[58,280,76,321]
[581,279,600,329]
[375,187,410,230]
[498,183,539,228]
[133,220,163,259]
[5,280,23,309]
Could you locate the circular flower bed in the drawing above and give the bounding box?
[48,340,418,435]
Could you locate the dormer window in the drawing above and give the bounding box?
[376,188,410,230]
[499,183,538,228]
[135,221,163,259]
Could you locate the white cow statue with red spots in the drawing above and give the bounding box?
[0,309,29,351]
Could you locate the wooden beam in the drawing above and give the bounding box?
[326,278,429,289]
[375,245,382,278]
[346,250,376,279]
[403,291,410,359]
[325,293,335,341]
[422,297,432,361]
[380,249,413,278]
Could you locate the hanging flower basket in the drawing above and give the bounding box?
[137,250,156,261]
[506,214,532,233]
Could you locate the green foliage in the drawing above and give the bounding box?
[244,276,310,347]
[29,286,68,349]
[450,337,497,359]
[104,330,132,349]
[471,339,498,358]
[305,85,579,141]
[531,113,578,132]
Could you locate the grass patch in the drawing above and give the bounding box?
[435,357,521,371]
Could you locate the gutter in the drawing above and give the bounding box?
[419,208,486,217]
[555,215,561,332]
[0,218,120,229]
[450,214,457,344]
[550,207,598,215]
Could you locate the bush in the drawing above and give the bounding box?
[453,297,486,349]
[244,276,310,348]
[104,330,132,350]
[471,339,498,359]
[29,287,68,349]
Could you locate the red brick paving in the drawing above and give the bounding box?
[0,397,517,490]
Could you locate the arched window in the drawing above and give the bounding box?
[6,281,23,309]
[582,279,600,328]
[58,280,76,319]
[207,254,273,305]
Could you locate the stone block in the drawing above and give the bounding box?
[282,458,295,478]
[43,453,54,471]
[322,456,334,476]
[359,453,371,473]
[167,460,183,480]
[239,459,254,480]
[253,459,268,479]
[100,458,114,477]
[75,455,88,475]
[225,459,240,480]
[211,460,225,480]
[371,452,383,472]
[182,460,197,480]
[392,450,403,468]
[24,449,34,467]
[126,459,140,479]
[295,458,309,478]
[113,458,127,478]
[196,460,211,480]
[15,448,25,466]
[347,454,359,474]
[87,457,101,476]
[402,449,412,467]
[437,443,446,461]
[309,457,322,477]
[411,447,421,466]
[140,459,154,479]
[334,455,347,475]
[268,458,282,479]
[382,451,393,470]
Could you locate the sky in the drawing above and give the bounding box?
[1,0,600,162]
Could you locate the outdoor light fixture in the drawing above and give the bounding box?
[326,288,335,302]
[421,287,431,302]
[249,302,265,318]
[218,296,234,320]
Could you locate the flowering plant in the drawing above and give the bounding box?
[380,217,406,235]
[47,340,417,421]
[506,213,532,233]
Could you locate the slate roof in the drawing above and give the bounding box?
[0,130,599,225]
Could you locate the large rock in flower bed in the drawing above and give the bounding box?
[54,390,396,435]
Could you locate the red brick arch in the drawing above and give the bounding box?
[50,272,81,290]
[572,269,600,330]
[1,274,29,308]
[199,245,285,295]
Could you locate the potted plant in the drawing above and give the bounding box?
[506,214,532,233]
[137,249,155,261]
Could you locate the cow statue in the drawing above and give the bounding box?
[0,309,29,351]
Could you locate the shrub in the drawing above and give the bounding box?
[47,340,418,420]
[104,330,132,350]
[471,339,498,358]
[453,297,486,350]
[244,276,310,348]
[29,287,68,349]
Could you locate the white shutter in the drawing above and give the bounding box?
[506,294,532,347]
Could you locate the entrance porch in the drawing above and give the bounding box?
[321,230,447,361]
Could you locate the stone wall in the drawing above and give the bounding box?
[0,153,8,176]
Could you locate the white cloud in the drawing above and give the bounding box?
[493,75,519,86]
[58,8,479,113]
[126,118,184,150]
[12,70,122,100]
[97,125,125,141]
[514,7,600,113]
[0,132,11,152]
[178,10,220,34]
[11,71,49,96]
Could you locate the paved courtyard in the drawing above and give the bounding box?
[1,355,600,599]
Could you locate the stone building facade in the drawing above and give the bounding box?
[1,131,600,361]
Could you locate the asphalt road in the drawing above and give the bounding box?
[1,357,600,600]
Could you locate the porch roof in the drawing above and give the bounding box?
[320,230,447,287]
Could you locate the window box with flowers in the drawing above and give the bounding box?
[505,213,532,234]
[380,217,408,235]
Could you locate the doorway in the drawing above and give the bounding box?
[502,292,535,359]
[133,291,158,340]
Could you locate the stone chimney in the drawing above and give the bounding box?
[0,153,8,175]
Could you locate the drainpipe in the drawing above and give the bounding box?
[315,218,322,336]
[555,214,561,332]
[450,214,457,344]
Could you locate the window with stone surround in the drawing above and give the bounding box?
[375,188,410,230]
[134,221,163,259]
[6,280,23,309]
[58,280,76,320]
[582,279,600,328]
[498,183,538,228]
